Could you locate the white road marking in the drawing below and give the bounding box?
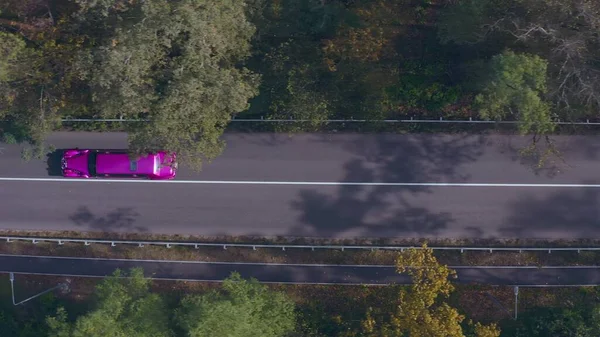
[1,253,600,269]
[0,177,600,188]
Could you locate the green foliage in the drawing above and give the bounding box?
[177,272,296,337]
[361,244,500,337]
[0,310,20,337]
[0,0,259,168]
[507,306,600,337]
[45,270,295,337]
[1,132,17,144]
[0,32,26,83]
[48,268,172,337]
[0,17,75,146]
[437,0,492,45]
[71,0,260,169]
[475,50,554,135]
[269,63,331,131]
[385,61,460,111]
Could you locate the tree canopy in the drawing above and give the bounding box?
[2,0,600,166]
[474,50,554,135]
[45,269,296,337]
[360,244,501,337]
[73,0,259,168]
[438,0,600,119]
[506,305,600,337]
[47,268,172,337]
[177,272,296,337]
[0,0,259,169]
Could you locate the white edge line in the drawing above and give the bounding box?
[1,253,599,269]
[2,271,599,287]
[2,177,600,188]
[0,271,392,286]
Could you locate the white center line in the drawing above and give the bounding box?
[0,177,599,187]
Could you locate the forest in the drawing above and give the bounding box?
[1,0,599,166]
[3,246,600,337]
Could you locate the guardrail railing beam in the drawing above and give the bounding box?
[2,236,600,253]
[58,117,600,126]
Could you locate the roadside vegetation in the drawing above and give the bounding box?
[2,0,599,168]
[3,228,600,266]
[2,236,600,267]
[1,246,504,337]
[3,246,600,336]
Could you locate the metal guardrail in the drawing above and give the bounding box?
[60,116,600,125]
[2,236,599,253]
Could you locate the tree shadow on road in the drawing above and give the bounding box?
[500,187,600,239]
[494,135,569,179]
[70,206,147,233]
[290,134,487,240]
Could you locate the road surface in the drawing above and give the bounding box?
[1,254,599,286]
[1,132,600,239]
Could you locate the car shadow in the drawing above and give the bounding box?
[70,206,147,233]
[46,149,65,176]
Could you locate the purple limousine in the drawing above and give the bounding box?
[61,149,178,180]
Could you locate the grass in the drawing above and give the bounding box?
[1,237,600,267]
[6,227,600,248]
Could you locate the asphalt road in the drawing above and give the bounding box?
[1,254,599,286]
[2,131,600,239]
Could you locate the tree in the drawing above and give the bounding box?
[47,268,172,337]
[0,2,92,148]
[500,0,600,116]
[177,272,296,337]
[436,0,500,45]
[72,0,260,169]
[438,0,600,117]
[360,244,500,337]
[268,62,331,131]
[506,305,600,337]
[474,50,554,135]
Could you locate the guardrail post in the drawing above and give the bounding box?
[6,235,600,255]
[514,286,519,320]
